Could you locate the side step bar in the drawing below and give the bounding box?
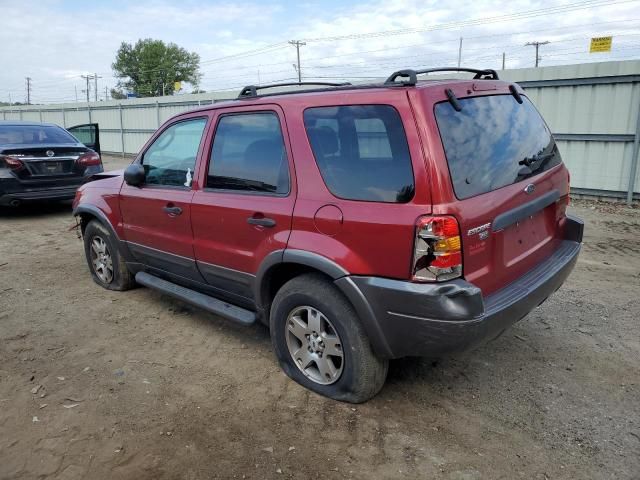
[135,272,256,326]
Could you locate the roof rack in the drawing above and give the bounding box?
[238,81,352,99]
[384,68,499,86]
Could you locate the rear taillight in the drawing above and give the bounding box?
[412,215,462,282]
[76,152,102,168]
[1,155,24,171]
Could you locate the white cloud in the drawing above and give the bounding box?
[0,0,638,103]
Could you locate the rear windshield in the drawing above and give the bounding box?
[0,125,78,146]
[434,95,561,200]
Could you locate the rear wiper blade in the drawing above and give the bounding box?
[518,152,555,167]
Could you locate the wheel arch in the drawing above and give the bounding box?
[254,250,346,322]
[254,250,392,357]
[74,205,134,262]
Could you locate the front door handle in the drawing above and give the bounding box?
[247,216,276,228]
[163,205,182,216]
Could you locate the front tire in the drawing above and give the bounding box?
[270,273,388,403]
[83,220,135,291]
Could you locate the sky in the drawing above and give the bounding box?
[1,0,639,104]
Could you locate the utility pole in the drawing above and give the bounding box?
[105,86,108,101]
[525,41,549,68]
[93,73,102,102]
[75,85,78,102]
[81,75,91,102]
[289,40,306,83]
[25,77,32,104]
[502,52,506,70]
[457,38,463,67]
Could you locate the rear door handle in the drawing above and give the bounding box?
[247,216,276,228]
[163,205,182,216]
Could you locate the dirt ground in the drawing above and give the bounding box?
[1,154,639,480]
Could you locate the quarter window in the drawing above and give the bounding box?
[142,118,207,187]
[304,105,414,203]
[207,112,289,194]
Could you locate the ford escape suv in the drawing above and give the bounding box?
[73,67,583,403]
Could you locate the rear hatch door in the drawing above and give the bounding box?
[428,85,569,295]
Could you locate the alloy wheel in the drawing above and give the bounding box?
[90,236,114,284]
[285,305,344,385]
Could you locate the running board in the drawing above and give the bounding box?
[135,272,256,326]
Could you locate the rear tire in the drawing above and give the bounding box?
[83,220,135,291]
[270,273,388,403]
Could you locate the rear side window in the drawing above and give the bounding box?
[304,105,414,203]
[435,95,562,200]
[207,112,289,194]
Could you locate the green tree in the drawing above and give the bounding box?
[110,88,127,100]
[112,39,201,97]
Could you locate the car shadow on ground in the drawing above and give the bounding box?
[149,287,530,399]
[0,200,73,218]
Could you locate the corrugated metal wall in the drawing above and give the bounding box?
[2,60,639,199]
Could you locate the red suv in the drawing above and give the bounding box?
[73,68,583,403]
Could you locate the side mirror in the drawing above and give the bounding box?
[124,164,146,187]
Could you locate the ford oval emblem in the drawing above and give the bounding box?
[46,150,55,157]
[524,183,536,194]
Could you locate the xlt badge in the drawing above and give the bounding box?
[467,222,491,237]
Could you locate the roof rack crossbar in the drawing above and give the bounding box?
[238,81,352,98]
[384,67,499,86]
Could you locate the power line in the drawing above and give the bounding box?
[3,2,639,102]
[18,12,635,94]
[300,0,637,42]
[32,3,637,83]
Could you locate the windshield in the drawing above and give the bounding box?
[0,124,79,146]
[434,94,562,200]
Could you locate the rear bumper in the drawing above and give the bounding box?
[0,177,84,205]
[336,215,584,359]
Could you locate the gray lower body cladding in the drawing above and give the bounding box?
[338,216,584,359]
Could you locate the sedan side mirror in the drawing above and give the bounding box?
[124,164,146,187]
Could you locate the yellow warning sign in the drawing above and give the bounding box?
[590,36,612,53]
[174,81,182,91]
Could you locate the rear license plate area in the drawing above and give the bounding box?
[30,161,72,175]
[503,209,553,265]
[45,162,63,173]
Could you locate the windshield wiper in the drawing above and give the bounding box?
[209,175,277,192]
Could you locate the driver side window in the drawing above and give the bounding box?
[142,118,207,187]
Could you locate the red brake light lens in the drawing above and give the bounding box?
[412,215,462,282]
[76,152,102,168]
[2,155,24,171]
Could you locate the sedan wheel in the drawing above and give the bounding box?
[285,305,344,385]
